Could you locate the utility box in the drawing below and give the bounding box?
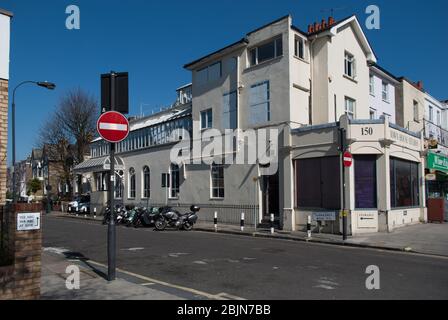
[427,198,445,223]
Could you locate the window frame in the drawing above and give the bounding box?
[344,96,356,119]
[390,157,420,209]
[354,155,378,209]
[210,163,225,199]
[294,36,306,60]
[128,167,136,199]
[169,164,180,199]
[344,51,356,78]
[382,81,389,102]
[249,80,271,125]
[200,108,213,130]
[369,75,375,95]
[142,166,150,199]
[249,36,283,67]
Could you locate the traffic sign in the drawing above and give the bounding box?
[343,151,353,167]
[97,111,130,143]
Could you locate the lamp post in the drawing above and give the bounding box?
[11,81,56,204]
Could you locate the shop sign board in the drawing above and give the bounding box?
[427,152,448,173]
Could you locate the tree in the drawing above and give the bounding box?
[37,88,98,194]
[27,178,42,195]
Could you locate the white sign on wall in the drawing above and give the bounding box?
[312,212,336,221]
[17,212,41,231]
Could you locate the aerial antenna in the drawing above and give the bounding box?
[320,6,347,18]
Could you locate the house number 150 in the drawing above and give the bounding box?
[362,127,373,136]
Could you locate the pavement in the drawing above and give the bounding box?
[52,211,448,257]
[41,250,185,300]
[42,214,448,299]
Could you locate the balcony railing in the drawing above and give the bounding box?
[424,119,448,147]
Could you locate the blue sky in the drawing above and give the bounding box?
[2,0,447,163]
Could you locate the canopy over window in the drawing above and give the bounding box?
[74,156,125,173]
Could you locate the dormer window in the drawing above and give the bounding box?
[344,52,356,78]
[250,36,283,66]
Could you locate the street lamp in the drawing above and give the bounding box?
[11,81,56,204]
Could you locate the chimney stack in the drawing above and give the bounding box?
[308,24,314,33]
[416,81,423,90]
[321,19,327,29]
[328,16,335,26]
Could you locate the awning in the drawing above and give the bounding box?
[73,156,125,173]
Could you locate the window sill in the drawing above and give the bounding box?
[168,198,179,200]
[244,55,283,73]
[382,99,390,104]
[343,74,358,83]
[293,55,309,64]
[210,197,224,201]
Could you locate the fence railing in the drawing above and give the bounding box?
[135,202,260,227]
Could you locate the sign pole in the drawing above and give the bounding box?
[108,71,116,281]
[340,128,347,241]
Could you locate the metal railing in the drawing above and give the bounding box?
[135,202,260,227]
[424,119,448,147]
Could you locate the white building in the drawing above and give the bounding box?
[368,63,398,123]
[76,14,427,234]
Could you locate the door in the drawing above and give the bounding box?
[261,171,279,226]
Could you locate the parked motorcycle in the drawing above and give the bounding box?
[102,204,126,225]
[132,207,159,228]
[154,205,200,231]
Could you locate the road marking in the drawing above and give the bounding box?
[85,259,245,300]
[168,253,190,258]
[122,247,145,251]
[141,282,156,286]
[314,284,336,290]
[215,292,246,300]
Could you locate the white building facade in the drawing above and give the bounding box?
[76,14,427,234]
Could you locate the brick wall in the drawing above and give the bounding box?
[0,203,42,300]
[0,79,8,205]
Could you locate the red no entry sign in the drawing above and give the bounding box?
[343,151,353,167]
[97,111,130,143]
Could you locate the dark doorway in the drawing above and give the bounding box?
[260,171,280,227]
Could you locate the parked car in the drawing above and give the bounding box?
[68,194,90,214]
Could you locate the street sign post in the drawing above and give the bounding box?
[99,71,129,282]
[339,128,348,241]
[343,151,353,168]
[97,111,130,143]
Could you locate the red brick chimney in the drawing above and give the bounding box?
[308,24,314,33]
[328,16,335,26]
[416,81,423,90]
[321,19,327,29]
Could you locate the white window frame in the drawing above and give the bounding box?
[413,100,419,122]
[210,163,224,199]
[200,108,213,129]
[344,97,356,119]
[369,75,375,95]
[249,36,283,67]
[437,110,441,126]
[128,167,136,199]
[344,51,356,78]
[142,166,150,199]
[294,36,305,60]
[169,164,180,199]
[369,108,377,120]
[429,106,434,122]
[382,81,389,102]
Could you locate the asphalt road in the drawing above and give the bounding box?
[43,215,448,300]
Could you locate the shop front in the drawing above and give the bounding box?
[289,115,427,235]
[425,152,448,222]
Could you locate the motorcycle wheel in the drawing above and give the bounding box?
[154,218,167,231]
[183,222,193,231]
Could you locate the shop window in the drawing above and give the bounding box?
[355,155,377,209]
[295,157,341,209]
[390,158,420,208]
